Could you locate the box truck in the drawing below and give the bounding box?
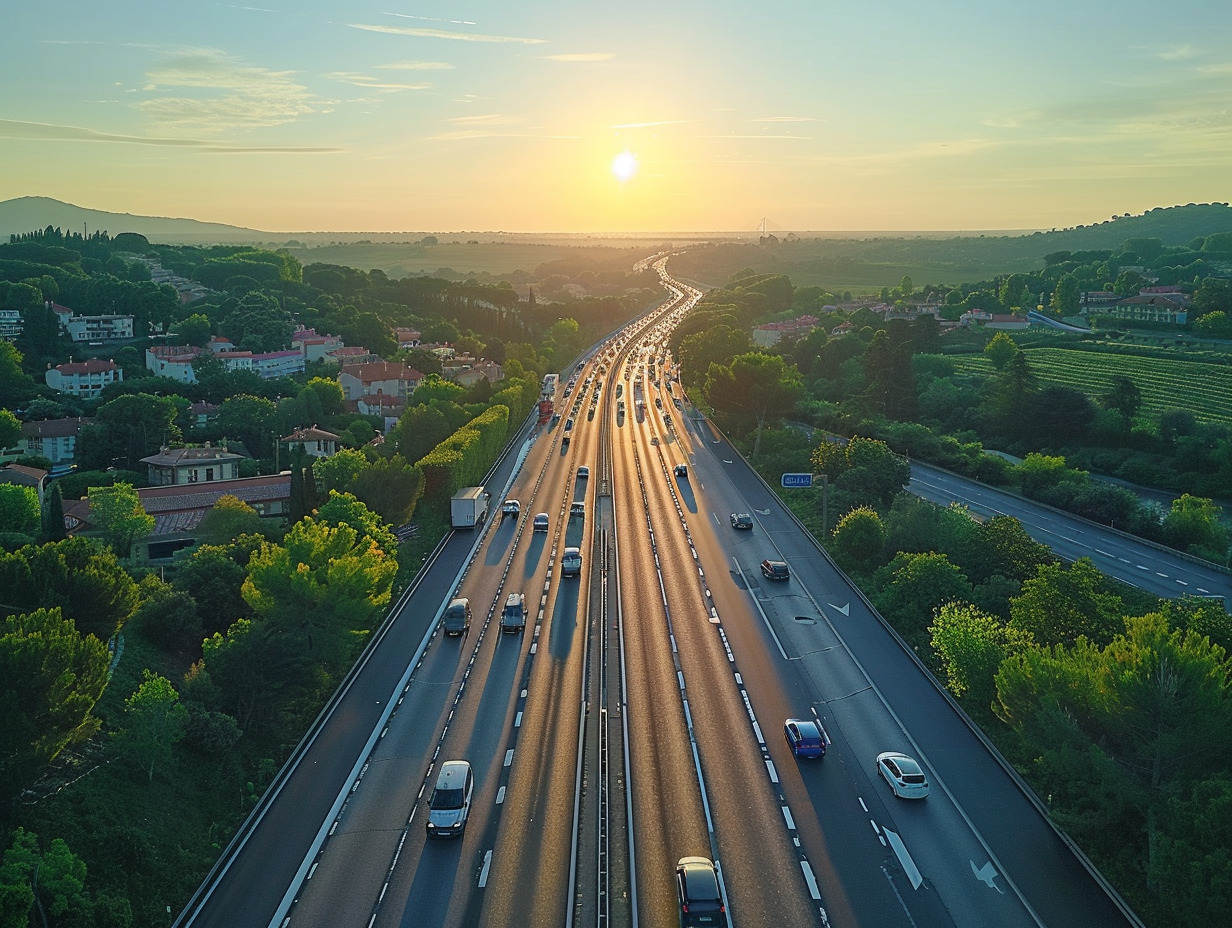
[451,487,489,528]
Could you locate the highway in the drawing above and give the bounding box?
[909,461,1231,603]
[177,257,1147,928]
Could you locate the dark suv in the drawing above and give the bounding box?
[676,856,727,926]
[761,559,789,580]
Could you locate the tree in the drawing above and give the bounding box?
[38,483,66,544]
[20,537,140,641]
[75,392,180,472]
[386,403,453,463]
[899,275,913,300]
[314,491,399,554]
[982,332,1018,371]
[814,435,911,509]
[1014,453,1074,497]
[830,506,886,575]
[411,374,466,407]
[196,494,266,546]
[0,486,39,538]
[0,608,109,798]
[677,325,753,391]
[176,312,213,346]
[88,482,154,558]
[703,352,803,456]
[1161,494,1230,559]
[1049,273,1080,316]
[119,670,188,780]
[241,516,397,670]
[931,601,1033,718]
[1009,558,1124,647]
[214,394,278,460]
[303,377,344,416]
[0,341,36,408]
[348,455,424,526]
[313,447,368,495]
[859,330,916,420]
[873,551,973,645]
[0,409,19,450]
[995,613,1232,883]
[171,538,260,636]
[1101,374,1142,428]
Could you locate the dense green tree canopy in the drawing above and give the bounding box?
[0,607,110,798]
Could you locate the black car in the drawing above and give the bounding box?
[761,559,789,580]
[730,513,753,530]
[676,857,727,927]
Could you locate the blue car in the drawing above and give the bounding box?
[784,719,826,758]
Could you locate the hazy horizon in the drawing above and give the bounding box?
[4,1,1230,233]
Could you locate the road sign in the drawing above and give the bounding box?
[781,472,813,488]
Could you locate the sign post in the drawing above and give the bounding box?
[781,473,828,536]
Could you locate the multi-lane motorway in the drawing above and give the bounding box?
[177,258,1148,928]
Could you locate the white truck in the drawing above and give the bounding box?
[451,486,489,528]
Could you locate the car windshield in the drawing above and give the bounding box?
[431,787,465,810]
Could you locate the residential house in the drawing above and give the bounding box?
[292,327,345,363]
[356,394,406,429]
[0,463,49,506]
[329,346,375,366]
[449,360,503,388]
[0,308,22,342]
[45,358,123,398]
[186,400,219,428]
[146,344,203,383]
[394,327,422,349]
[1108,294,1189,325]
[49,301,135,343]
[19,417,90,469]
[986,314,1030,330]
[61,473,292,560]
[1081,291,1120,311]
[338,361,424,403]
[751,315,819,347]
[140,444,245,486]
[282,425,342,459]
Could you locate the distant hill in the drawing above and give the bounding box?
[0,196,270,244]
[3,196,1231,257]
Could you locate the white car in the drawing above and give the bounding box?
[875,752,930,799]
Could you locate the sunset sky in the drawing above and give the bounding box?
[3,1,1230,233]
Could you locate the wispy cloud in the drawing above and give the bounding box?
[0,118,339,152]
[447,114,519,126]
[377,60,455,71]
[137,49,327,134]
[1157,45,1197,60]
[387,12,477,26]
[326,72,430,91]
[753,116,818,123]
[610,120,689,129]
[0,118,202,146]
[348,23,545,44]
[423,129,579,141]
[540,53,614,62]
[702,134,814,140]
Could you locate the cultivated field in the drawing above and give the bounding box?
[950,346,1232,426]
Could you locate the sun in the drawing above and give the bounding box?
[611,150,638,182]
